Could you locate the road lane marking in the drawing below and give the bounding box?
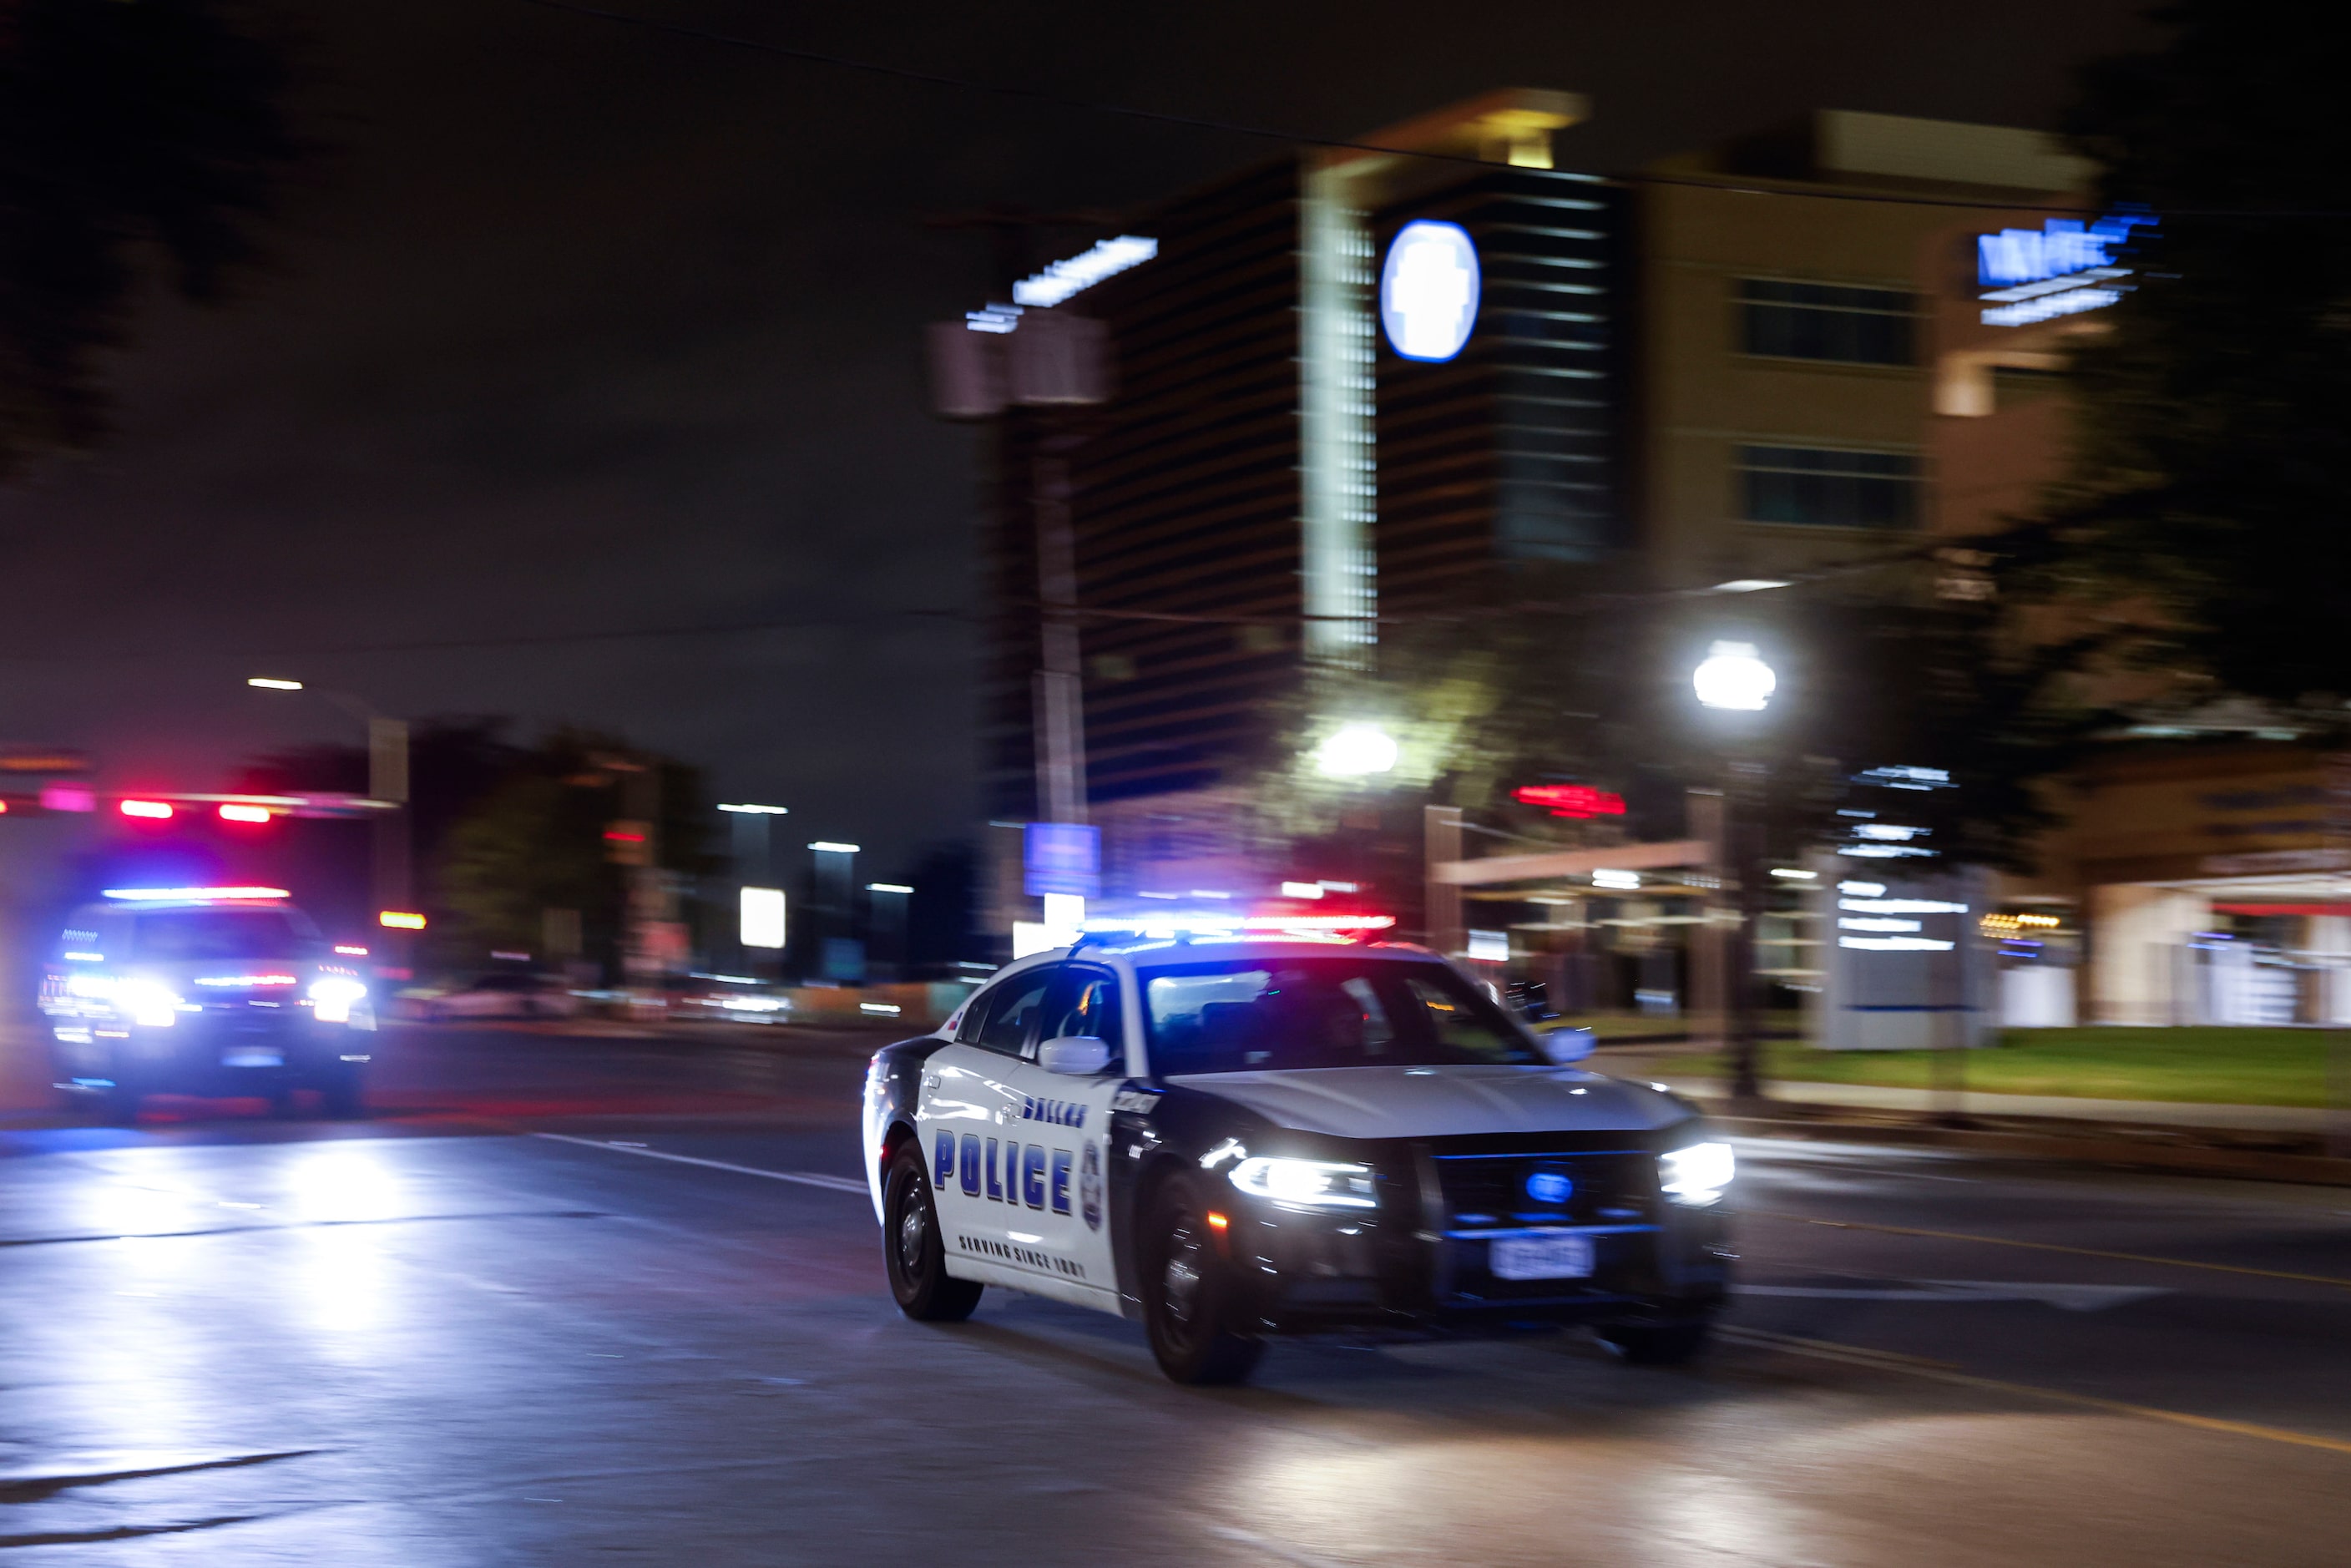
[1720,1325,2351,1459]
[532,1133,869,1193]
[1207,1525,1358,1568]
[0,1210,606,1250]
[1738,1207,2351,1290]
[1735,1281,2170,1310]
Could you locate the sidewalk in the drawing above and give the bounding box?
[1641,1072,2330,1135]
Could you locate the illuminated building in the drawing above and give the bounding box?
[975,89,1622,933]
[973,99,2340,1023]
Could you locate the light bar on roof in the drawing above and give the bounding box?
[103,885,291,902]
[1081,914,1396,934]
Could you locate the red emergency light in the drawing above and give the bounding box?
[1511,784,1626,819]
[119,799,174,821]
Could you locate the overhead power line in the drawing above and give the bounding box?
[517,0,2330,219]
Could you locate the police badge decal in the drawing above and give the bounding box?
[1079,1143,1103,1232]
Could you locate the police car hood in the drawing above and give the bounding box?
[1165,1064,1687,1141]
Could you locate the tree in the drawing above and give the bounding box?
[2005,1,2351,718]
[431,728,715,977]
[1241,570,2089,896]
[0,0,296,474]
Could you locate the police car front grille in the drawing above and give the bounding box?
[1431,1151,1653,1234]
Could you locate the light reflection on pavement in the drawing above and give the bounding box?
[0,1023,2348,1563]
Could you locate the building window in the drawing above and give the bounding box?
[1737,446,1920,529]
[1739,279,1915,366]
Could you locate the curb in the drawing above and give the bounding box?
[1716,1113,2351,1188]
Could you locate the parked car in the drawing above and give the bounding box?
[424,973,581,1021]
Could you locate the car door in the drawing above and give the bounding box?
[916,964,1057,1271]
[995,962,1127,1296]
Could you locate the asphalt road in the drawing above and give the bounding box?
[4,1022,2350,1565]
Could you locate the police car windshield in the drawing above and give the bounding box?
[131,909,311,963]
[1140,957,1541,1075]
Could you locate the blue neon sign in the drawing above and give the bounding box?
[1976,215,2155,290]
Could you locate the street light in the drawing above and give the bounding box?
[247,675,412,942]
[1314,724,1399,778]
[808,842,862,983]
[1690,641,1779,1106]
[718,803,789,972]
[867,883,913,981]
[1693,642,1775,711]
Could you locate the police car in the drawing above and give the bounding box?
[40,886,376,1121]
[862,935,1732,1384]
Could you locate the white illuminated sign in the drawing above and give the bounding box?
[1465,929,1510,963]
[1976,215,2154,329]
[1013,235,1159,308]
[1380,220,1480,362]
[741,887,786,949]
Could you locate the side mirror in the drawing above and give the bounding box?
[1537,1027,1595,1066]
[1038,1034,1114,1075]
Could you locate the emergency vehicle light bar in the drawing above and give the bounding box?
[1080,914,1396,934]
[101,885,291,902]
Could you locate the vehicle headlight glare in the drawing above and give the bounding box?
[1229,1156,1377,1210]
[310,976,368,1024]
[116,979,181,1028]
[1660,1141,1735,1206]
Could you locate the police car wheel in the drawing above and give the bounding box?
[883,1142,983,1322]
[1142,1178,1263,1386]
[1593,1318,1711,1367]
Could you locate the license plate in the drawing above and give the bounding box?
[1488,1233,1594,1281]
[222,1047,283,1068]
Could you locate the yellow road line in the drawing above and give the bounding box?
[1737,1208,2351,1290]
[1720,1325,2351,1459]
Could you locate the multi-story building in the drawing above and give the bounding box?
[968,94,2345,1029]
[975,90,1629,936]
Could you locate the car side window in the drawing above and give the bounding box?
[953,983,1000,1043]
[973,972,1055,1057]
[1042,968,1122,1052]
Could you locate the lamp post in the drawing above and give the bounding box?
[1693,642,1777,1105]
[719,802,788,974]
[809,842,861,983]
[246,676,412,944]
[867,882,913,980]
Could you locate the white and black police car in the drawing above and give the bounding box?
[862,934,1733,1384]
[39,887,376,1121]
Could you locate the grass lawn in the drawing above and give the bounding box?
[1671,1028,2336,1107]
[1549,1012,1804,1042]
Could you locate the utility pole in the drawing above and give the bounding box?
[1033,426,1087,827]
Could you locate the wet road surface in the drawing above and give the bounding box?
[3,1021,2349,1564]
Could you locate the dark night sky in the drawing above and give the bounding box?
[0,0,2156,877]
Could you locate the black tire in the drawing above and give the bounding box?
[883,1141,983,1322]
[1594,1318,1712,1367]
[1141,1176,1264,1385]
[320,1062,368,1120]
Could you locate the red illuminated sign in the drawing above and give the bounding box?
[1511,784,1626,819]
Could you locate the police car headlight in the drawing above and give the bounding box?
[67,974,114,1000]
[309,977,368,1024]
[117,979,182,1029]
[1229,1157,1377,1211]
[1659,1141,1734,1206]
